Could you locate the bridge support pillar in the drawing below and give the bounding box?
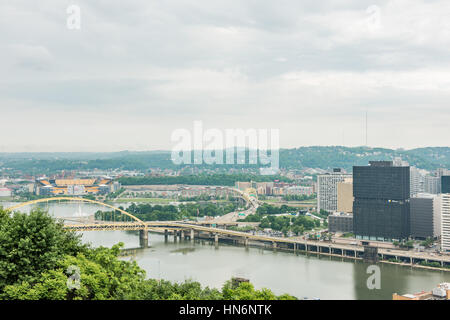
[180,230,184,241]
[342,249,344,257]
[272,242,277,250]
[244,237,249,247]
[139,229,148,248]
[190,229,195,241]
[214,234,219,244]
[164,229,168,242]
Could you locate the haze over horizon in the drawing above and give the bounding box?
[2,0,450,152]
[0,145,449,155]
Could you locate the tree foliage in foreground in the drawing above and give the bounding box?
[0,207,296,300]
[0,208,86,290]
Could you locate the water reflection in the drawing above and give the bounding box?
[170,247,196,255]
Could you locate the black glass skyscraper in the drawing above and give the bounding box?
[442,176,450,194]
[353,161,410,241]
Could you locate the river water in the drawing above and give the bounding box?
[3,201,450,300]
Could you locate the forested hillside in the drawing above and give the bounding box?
[1,146,449,174]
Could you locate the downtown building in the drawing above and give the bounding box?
[424,175,441,194]
[410,166,426,197]
[328,212,353,233]
[317,169,352,213]
[410,193,441,240]
[424,169,450,195]
[442,176,450,194]
[353,161,410,241]
[442,194,450,252]
[326,178,354,234]
[337,179,353,213]
[442,173,450,252]
[394,158,425,197]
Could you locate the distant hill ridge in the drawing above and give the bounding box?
[280,146,450,171]
[0,146,449,173]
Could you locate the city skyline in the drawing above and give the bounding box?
[2,0,450,152]
[2,0,450,305]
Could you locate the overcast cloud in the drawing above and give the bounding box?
[1,0,449,152]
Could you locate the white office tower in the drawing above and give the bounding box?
[317,169,352,213]
[442,194,450,252]
[410,166,425,197]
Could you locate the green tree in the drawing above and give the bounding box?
[0,208,86,291]
[1,243,147,300]
[221,280,295,300]
[0,207,297,300]
[421,237,434,248]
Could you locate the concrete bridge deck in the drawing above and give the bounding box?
[63,220,450,267]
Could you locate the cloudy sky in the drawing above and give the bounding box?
[1,0,450,152]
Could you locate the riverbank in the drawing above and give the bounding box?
[147,229,450,273]
[381,260,450,272]
[81,229,450,300]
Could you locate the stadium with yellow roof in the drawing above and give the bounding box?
[34,177,120,196]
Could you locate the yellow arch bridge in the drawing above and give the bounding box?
[2,197,362,256]
[8,196,448,269]
[4,197,257,248]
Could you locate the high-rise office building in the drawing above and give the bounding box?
[410,166,425,197]
[337,178,353,213]
[424,175,441,195]
[317,169,352,213]
[394,159,423,197]
[442,176,450,194]
[353,161,410,241]
[441,194,450,252]
[410,194,441,239]
[437,168,450,178]
[441,173,450,253]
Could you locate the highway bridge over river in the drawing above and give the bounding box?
[5,197,450,270]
